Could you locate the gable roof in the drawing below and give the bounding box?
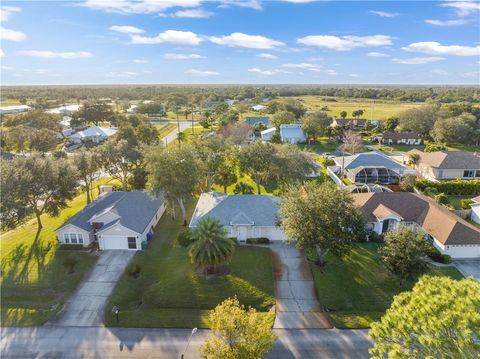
[280,124,304,139]
[353,192,480,246]
[70,126,117,139]
[190,192,281,227]
[382,132,420,141]
[244,117,270,125]
[335,152,406,171]
[409,150,480,169]
[57,191,164,235]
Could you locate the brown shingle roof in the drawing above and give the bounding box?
[352,192,480,245]
[382,132,420,141]
[408,150,480,169]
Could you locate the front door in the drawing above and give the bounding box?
[237,226,248,242]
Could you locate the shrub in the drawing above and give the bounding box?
[62,255,78,274]
[425,244,443,263]
[246,237,270,244]
[228,237,238,244]
[423,186,439,198]
[461,198,474,209]
[177,227,194,247]
[126,263,142,278]
[233,182,254,194]
[304,247,318,262]
[442,255,452,264]
[435,193,449,206]
[368,230,384,243]
[322,157,335,166]
[424,143,446,153]
[399,174,417,192]
[58,244,85,251]
[415,179,480,196]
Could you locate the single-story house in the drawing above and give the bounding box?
[470,196,480,224]
[68,126,117,144]
[0,105,31,115]
[190,192,286,242]
[408,150,480,180]
[331,118,367,130]
[55,191,166,250]
[353,192,480,258]
[380,132,421,146]
[251,104,267,111]
[333,152,412,184]
[280,124,306,144]
[261,127,276,141]
[244,116,270,127]
[47,104,81,115]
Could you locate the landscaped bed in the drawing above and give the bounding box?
[105,198,276,328]
[310,243,464,329]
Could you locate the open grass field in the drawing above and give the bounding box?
[310,243,464,329]
[0,100,21,107]
[0,178,119,326]
[105,198,275,328]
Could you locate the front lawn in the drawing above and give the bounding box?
[310,243,464,329]
[0,178,116,326]
[298,137,338,154]
[105,198,275,328]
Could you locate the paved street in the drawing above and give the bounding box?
[453,259,480,280]
[162,121,193,145]
[271,243,332,329]
[48,251,135,327]
[0,327,372,359]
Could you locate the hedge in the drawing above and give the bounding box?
[414,179,480,196]
[58,244,86,251]
[246,237,270,244]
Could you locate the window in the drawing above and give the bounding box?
[463,170,475,178]
[128,237,137,249]
[63,233,70,244]
[476,170,480,178]
[78,233,84,244]
[70,233,77,244]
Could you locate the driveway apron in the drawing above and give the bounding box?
[48,250,135,327]
[271,243,332,329]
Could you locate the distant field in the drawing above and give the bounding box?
[290,96,424,120]
[0,100,21,107]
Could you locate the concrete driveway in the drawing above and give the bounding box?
[49,251,135,327]
[453,259,480,280]
[270,243,332,329]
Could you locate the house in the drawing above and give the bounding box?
[261,127,276,141]
[380,132,421,146]
[353,192,480,258]
[47,104,81,114]
[68,126,117,144]
[408,150,480,180]
[470,196,480,224]
[0,105,32,115]
[332,152,412,184]
[280,124,306,144]
[244,116,270,127]
[190,192,286,242]
[331,118,367,130]
[251,104,267,111]
[57,117,74,138]
[55,191,166,250]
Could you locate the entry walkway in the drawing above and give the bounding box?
[270,243,332,329]
[48,251,135,327]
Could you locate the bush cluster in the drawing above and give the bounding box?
[177,228,195,247]
[246,237,270,244]
[415,179,480,196]
[58,244,85,251]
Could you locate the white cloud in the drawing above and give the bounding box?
[133,59,148,63]
[402,41,480,56]
[367,52,389,57]
[1,65,14,70]
[0,26,26,41]
[257,53,277,59]
[106,71,138,78]
[131,30,203,45]
[297,34,393,51]
[219,1,262,10]
[425,19,469,26]
[19,50,93,59]
[209,32,284,49]
[440,1,480,16]
[283,0,318,3]
[0,49,4,57]
[81,0,202,14]
[248,68,278,75]
[370,10,399,17]
[24,68,49,74]
[460,71,479,78]
[186,69,219,76]
[110,25,144,34]
[171,9,213,18]
[431,69,448,75]
[0,6,20,22]
[392,57,445,65]
[164,53,204,59]
[282,62,336,75]
[349,73,359,77]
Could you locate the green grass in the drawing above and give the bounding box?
[105,198,276,328]
[0,100,21,107]
[156,124,176,139]
[0,179,118,326]
[310,243,464,329]
[298,137,339,154]
[369,143,425,153]
[446,195,473,210]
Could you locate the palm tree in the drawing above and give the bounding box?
[177,131,187,145]
[189,218,235,275]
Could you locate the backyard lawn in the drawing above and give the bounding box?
[298,137,339,154]
[310,243,464,329]
[105,198,276,328]
[0,178,117,325]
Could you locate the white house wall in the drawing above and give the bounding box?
[471,205,480,224]
[56,224,91,247]
[140,202,167,240]
[225,225,286,242]
[433,239,480,259]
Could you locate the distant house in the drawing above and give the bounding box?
[251,104,267,112]
[471,196,480,224]
[280,124,306,144]
[68,126,117,144]
[380,132,421,146]
[225,99,235,106]
[57,116,74,138]
[261,127,276,141]
[331,118,367,130]
[0,105,31,115]
[353,192,480,258]
[56,191,166,250]
[332,152,411,184]
[47,104,81,114]
[126,104,138,113]
[408,150,480,180]
[190,192,286,242]
[244,116,270,126]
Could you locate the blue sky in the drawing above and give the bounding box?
[1,0,479,85]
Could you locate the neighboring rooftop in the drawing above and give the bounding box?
[280,124,304,139]
[409,150,480,169]
[69,126,117,139]
[334,152,406,171]
[47,104,81,114]
[382,132,420,140]
[244,116,270,126]
[0,105,31,113]
[190,192,281,227]
[353,192,480,246]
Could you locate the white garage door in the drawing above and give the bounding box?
[101,236,128,250]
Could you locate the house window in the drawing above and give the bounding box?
[128,237,137,249]
[63,233,70,244]
[70,233,78,244]
[476,170,480,178]
[463,170,475,178]
[78,233,84,244]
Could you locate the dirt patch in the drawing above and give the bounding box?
[271,252,283,281]
[196,265,231,279]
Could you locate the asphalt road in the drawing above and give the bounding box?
[162,120,193,145]
[1,327,372,359]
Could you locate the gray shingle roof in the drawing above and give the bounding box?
[244,117,270,125]
[335,152,406,171]
[190,192,281,227]
[57,191,164,234]
[408,150,480,169]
